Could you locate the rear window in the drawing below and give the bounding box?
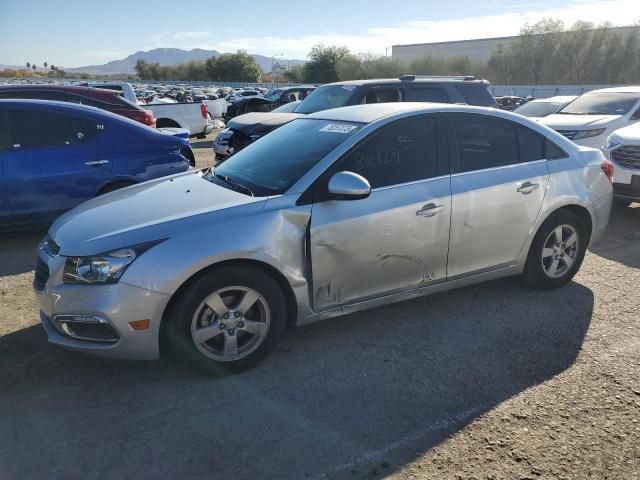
[454,83,497,107]
[514,101,564,118]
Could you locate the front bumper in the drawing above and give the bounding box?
[34,250,171,360]
[604,147,640,200]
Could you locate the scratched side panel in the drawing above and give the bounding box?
[309,177,451,311]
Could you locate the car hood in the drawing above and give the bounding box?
[608,121,640,144]
[228,112,304,135]
[50,170,266,256]
[540,113,621,129]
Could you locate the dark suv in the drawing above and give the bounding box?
[214,75,497,160]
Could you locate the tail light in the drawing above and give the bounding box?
[601,159,614,183]
[143,109,157,128]
[200,102,208,119]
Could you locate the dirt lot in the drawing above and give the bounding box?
[0,151,639,478]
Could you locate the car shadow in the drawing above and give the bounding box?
[0,229,45,276]
[589,202,640,269]
[0,278,593,480]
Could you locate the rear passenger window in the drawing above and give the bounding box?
[545,139,569,160]
[0,110,9,150]
[10,110,75,148]
[336,115,442,188]
[516,125,544,162]
[9,110,103,149]
[452,114,519,172]
[411,87,449,103]
[454,84,496,107]
[363,88,403,104]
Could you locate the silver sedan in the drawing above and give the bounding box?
[34,103,613,373]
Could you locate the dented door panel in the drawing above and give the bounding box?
[310,177,451,311]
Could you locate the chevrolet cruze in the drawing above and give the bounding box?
[34,103,613,373]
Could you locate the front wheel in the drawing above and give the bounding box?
[167,266,287,374]
[522,211,588,290]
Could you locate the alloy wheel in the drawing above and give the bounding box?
[541,224,579,279]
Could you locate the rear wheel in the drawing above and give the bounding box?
[167,266,287,374]
[522,210,588,290]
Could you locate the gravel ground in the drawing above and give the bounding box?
[0,146,638,479]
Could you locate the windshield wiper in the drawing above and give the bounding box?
[215,173,254,197]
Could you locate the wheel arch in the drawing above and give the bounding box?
[159,258,298,357]
[155,118,182,129]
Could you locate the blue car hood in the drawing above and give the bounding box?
[50,170,266,256]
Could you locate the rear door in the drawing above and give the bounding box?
[4,109,113,221]
[445,113,549,278]
[309,114,451,311]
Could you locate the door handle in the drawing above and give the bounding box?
[85,160,109,166]
[517,182,539,194]
[416,203,444,217]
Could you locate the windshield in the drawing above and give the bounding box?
[558,92,640,115]
[514,101,564,118]
[294,85,357,114]
[265,89,282,101]
[208,119,362,196]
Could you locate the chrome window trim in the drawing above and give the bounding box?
[450,158,548,178]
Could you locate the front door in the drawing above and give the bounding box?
[310,114,451,311]
[4,109,112,222]
[445,113,549,278]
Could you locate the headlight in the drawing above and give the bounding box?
[573,128,606,140]
[63,241,163,285]
[604,136,620,150]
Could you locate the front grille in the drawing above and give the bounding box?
[33,258,50,292]
[611,145,640,170]
[557,130,577,140]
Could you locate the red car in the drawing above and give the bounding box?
[0,85,156,128]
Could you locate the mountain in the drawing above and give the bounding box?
[66,48,307,75]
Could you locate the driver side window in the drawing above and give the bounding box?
[333,115,444,189]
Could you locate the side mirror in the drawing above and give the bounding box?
[327,171,371,200]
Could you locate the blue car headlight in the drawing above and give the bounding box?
[63,241,163,285]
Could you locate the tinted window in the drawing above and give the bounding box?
[9,110,103,149]
[0,90,72,102]
[454,83,497,107]
[335,116,441,188]
[452,114,519,172]
[516,125,544,162]
[9,110,75,148]
[514,101,564,118]
[411,87,448,103]
[363,88,403,104]
[212,119,361,196]
[0,110,9,150]
[545,139,568,160]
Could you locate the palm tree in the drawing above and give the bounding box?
[26,62,30,69]
[44,61,48,72]
[32,64,36,72]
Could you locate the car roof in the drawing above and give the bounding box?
[0,99,148,128]
[305,102,502,123]
[587,86,640,94]
[0,83,121,99]
[323,77,487,87]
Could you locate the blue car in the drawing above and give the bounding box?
[0,100,195,230]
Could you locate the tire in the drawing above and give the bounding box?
[167,266,287,374]
[97,181,135,196]
[522,210,588,290]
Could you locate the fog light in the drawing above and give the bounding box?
[53,315,119,343]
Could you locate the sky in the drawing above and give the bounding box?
[0,0,638,68]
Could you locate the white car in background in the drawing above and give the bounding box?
[514,96,577,118]
[603,122,640,204]
[540,87,640,149]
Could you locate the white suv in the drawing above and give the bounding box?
[603,122,640,203]
[540,86,640,149]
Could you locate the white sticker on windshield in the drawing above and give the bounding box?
[341,85,357,91]
[319,124,358,134]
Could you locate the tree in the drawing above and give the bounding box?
[213,51,261,82]
[44,61,48,72]
[283,64,305,83]
[25,62,30,69]
[32,64,37,72]
[303,44,350,83]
